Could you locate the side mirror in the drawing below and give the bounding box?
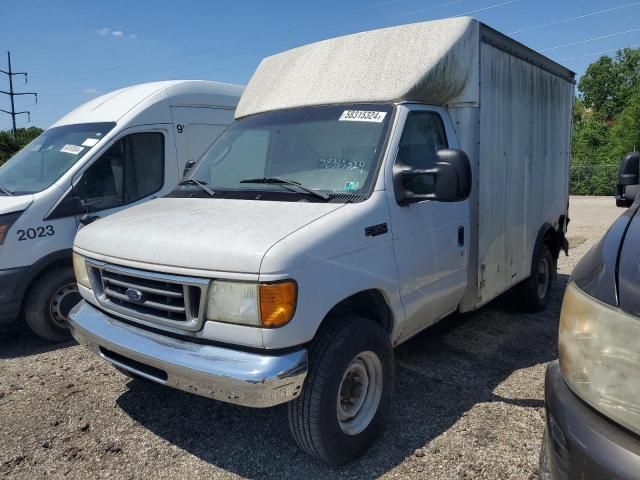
[79,214,100,226]
[394,149,472,205]
[183,159,196,177]
[616,152,640,208]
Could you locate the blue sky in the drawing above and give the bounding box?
[0,0,638,130]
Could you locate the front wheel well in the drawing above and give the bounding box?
[20,257,73,313]
[318,290,394,337]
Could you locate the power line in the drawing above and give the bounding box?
[509,2,640,35]
[455,0,521,17]
[540,27,640,52]
[0,51,38,136]
[384,0,465,21]
[361,0,405,10]
[559,43,640,62]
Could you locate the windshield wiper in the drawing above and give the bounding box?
[0,186,14,196]
[178,178,216,197]
[239,177,330,201]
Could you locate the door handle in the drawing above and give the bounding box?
[458,226,465,247]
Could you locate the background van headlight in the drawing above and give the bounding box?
[0,211,23,245]
[559,281,640,435]
[206,280,297,328]
[72,253,91,289]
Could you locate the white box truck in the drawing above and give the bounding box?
[68,18,574,464]
[0,80,243,341]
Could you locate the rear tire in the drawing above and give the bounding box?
[287,316,394,466]
[515,244,555,313]
[24,267,80,342]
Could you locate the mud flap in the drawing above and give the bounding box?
[559,215,570,256]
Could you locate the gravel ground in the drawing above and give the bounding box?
[0,196,623,480]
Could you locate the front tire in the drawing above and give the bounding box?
[24,267,80,342]
[287,316,394,466]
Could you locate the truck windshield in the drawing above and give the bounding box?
[0,122,115,195]
[181,104,393,201]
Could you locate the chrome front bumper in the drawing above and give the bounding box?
[68,301,308,408]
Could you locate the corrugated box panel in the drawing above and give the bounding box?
[477,42,573,303]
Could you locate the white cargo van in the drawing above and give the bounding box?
[69,18,573,464]
[0,80,243,341]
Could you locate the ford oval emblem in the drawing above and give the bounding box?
[125,288,144,303]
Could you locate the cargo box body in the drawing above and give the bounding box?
[454,26,574,310]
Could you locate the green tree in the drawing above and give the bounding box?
[571,48,640,195]
[578,48,640,121]
[572,111,609,164]
[608,92,640,161]
[0,127,43,165]
[570,111,614,195]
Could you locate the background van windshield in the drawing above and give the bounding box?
[187,104,393,199]
[0,122,115,194]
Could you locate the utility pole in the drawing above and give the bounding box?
[0,51,37,136]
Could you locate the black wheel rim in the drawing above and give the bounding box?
[536,257,550,300]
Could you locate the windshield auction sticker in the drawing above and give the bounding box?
[60,144,84,155]
[339,110,387,123]
[82,138,100,147]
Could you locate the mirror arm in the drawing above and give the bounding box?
[396,167,439,178]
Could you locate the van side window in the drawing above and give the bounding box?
[77,132,164,212]
[396,112,448,194]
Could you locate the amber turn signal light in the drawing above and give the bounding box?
[259,281,297,328]
[0,224,9,245]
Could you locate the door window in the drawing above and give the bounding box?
[77,132,164,212]
[396,111,448,194]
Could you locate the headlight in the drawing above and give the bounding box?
[559,281,640,435]
[206,280,297,328]
[72,252,91,289]
[0,211,23,245]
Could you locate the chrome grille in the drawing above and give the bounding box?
[88,261,208,331]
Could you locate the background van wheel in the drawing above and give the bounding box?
[287,316,394,466]
[515,244,555,313]
[24,267,81,342]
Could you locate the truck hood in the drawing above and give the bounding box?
[0,194,34,215]
[74,197,345,274]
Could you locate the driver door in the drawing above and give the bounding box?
[71,126,175,225]
[387,105,470,341]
